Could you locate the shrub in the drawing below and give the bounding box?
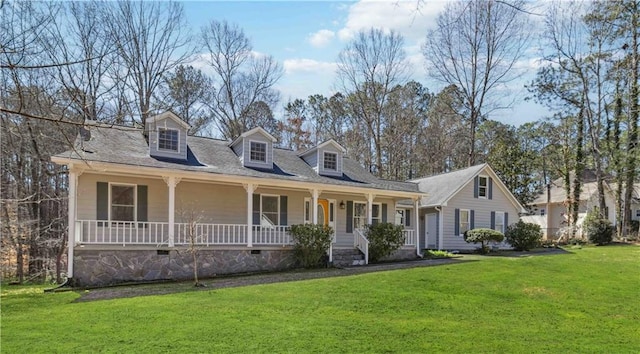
[364,222,405,262]
[505,221,542,251]
[583,211,613,245]
[425,250,453,258]
[289,224,333,268]
[464,228,504,254]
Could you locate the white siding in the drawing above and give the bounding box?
[242,134,273,169]
[441,178,520,250]
[148,117,188,160]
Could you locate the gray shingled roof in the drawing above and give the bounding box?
[531,179,607,205]
[409,164,487,206]
[54,125,419,194]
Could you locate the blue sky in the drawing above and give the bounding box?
[183,0,549,126]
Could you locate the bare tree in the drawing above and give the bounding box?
[201,20,283,140]
[422,0,531,166]
[105,0,192,128]
[336,28,409,176]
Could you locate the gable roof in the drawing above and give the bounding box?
[409,163,525,212]
[229,127,277,148]
[146,111,191,130]
[531,178,614,205]
[298,139,347,157]
[52,125,419,195]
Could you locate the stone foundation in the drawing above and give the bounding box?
[73,248,296,287]
[380,248,420,262]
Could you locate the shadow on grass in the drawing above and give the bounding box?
[482,247,572,258]
[72,257,474,303]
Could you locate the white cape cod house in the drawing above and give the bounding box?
[52,112,423,286]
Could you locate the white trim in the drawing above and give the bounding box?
[259,193,280,226]
[459,208,470,237]
[108,182,137,222]
[50,158,424,200]
[157,127,180,153]
[323,151,338,171]
[147,111,191,130]
[248,140,268,163]
[229,126,277,148]
[494,211,505,233]
[478,175,488,199]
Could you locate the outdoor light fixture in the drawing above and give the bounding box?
[339,201,345,209]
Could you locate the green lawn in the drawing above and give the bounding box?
[2,246,639,353]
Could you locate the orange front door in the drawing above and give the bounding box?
[317,199,329,226]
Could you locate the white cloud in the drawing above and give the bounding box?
[283,58,337,74]
[337,0,447,42]
[308,29,336,48]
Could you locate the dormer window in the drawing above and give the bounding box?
[158,128,179,152]
[323,152,337,171]
[478,176,488,198]
[250,141,267,162]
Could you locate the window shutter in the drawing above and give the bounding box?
[470,210,475,229]
[137,185,148,222]
[252,194,260,225]
[346,201,353,233]
[382,204,387,223]
[280,196,287,226]
[490,211,495,230]
[454,208,460,236]
[405,210,411,227]
[473,176,479,198]
[505,212,509,228]
[489,177,493,200]
[97,182,108,223]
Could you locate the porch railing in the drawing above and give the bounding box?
[354,228,369,265]
[75,220,292,247]
[403,229,416,246]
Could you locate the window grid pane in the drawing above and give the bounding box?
[478,177,487,197]
[158,129,178,151]
[261,195,278,226]
[250,142,267,162]
[111,185,135,221]
[323,152,337,170]
[460,210,470,234]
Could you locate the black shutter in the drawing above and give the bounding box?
[137,185,148,222]
[470,210,475,230]
[252,194,260,225]
[405,209,411,227]
[473,176,479,198]
[346,201,353,233]
[97,182,108,225]
[505,212,509,229]
[490,211,495,230]
[489,177,494,200]
[454,208,460,236]
[382,203,387,223]
[280,196,287,226]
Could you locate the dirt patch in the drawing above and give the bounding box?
[73,258,462,302]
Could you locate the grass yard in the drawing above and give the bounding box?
[2,245,639,353]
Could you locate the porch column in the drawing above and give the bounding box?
[415,198,421,256]
[165,176,181,247]
[67,167,79,278]
[245,183,255,247]
[366,193,374,225]
[311,189,320,224]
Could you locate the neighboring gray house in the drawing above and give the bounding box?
[52,112,423,287]
[409,164,526,251]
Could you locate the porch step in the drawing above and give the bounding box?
[332,249,366,267]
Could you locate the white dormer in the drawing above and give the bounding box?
[298,139,346,177]
[229,127,277,169]
[146,111,190,160]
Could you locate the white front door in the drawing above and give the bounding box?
[426,213,438,249]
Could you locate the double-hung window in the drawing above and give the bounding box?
[395,209,405,226]
[158,128,179,152]
[494,212,505,233]
[111,184,136,221]
[261,195,279,226]
[250,141,267,162]
[323,152,337,171]
[459,209,470,236]
[353,202,367,230]
[478,176,488,198]
[540,209,546,216]
[371,204,382,225]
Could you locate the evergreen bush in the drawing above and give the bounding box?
[583,211,613,245]
[505,220,542,251]
[464,228,504,254]
[289,224,333,268]
[364,223,405,262]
